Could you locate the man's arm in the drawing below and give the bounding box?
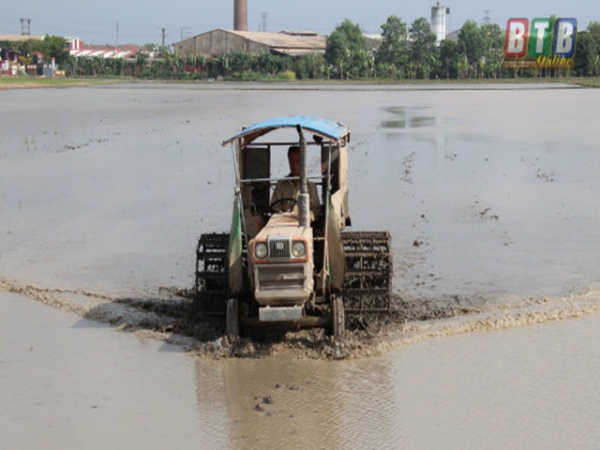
[271,180,290,212]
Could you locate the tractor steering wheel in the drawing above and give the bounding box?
[270,197,298,213]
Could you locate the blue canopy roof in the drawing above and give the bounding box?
[222,115,349,147]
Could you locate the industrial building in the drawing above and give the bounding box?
[3,1,453,65]
[172,0,380,57]
[173,29,328,57]
[173,0,448,58]
[431,2,450,44]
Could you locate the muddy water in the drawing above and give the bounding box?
[2,83,600,448]
[0,292,216,449]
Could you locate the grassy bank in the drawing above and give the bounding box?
[565,77,600,88]
[1,75,598,90]
[0,77,124,90]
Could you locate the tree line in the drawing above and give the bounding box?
[3,16,600,80]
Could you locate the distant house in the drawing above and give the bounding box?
[363,34,383,52]
[0,35,41,75]
[70,47,140,59]
[0,34,43,65]
[0,36,56,76]
[69,41,152,59]
[66,37,85,51]
[0,34,44,43]
[0,48,17,75]
[445,29,460,43]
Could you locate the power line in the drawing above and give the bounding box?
[180,26,192,41]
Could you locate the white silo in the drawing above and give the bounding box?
[431,2,450,44]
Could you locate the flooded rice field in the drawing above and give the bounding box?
[2,82,600,448]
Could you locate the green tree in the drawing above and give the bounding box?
[587,21,600,50]
[111,58,125,77]
[41,35,69,67]
[209,53,228,78]
[325,19,369,79]
[74,56,91,76]
[143,43,161,52]
[588,21,600,36]
[458,20,486,77]
[481,23,504,52]
[375,62,401,78]
[66,55,78,75]
[295,52,326,79]
[255,51,290,76]
[376,15,409,73]
[574,31,599,76]
[13,38,40,58]
[123,58,136,77]
[324,31,349,78]
[134,51,150,77]
[210,52,253,79]
[226,51,254,75]
[149,58,168,78]
[458,54,471,79]
[90,56,102,76]
[409,17,438,79]
[178,53,198,79]
[438,39,463,79]
[481,23,505,78]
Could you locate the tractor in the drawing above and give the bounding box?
[195,116,392,339]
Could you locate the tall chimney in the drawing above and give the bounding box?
[234,0,248,31]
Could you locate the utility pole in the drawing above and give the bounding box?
[116,22,119,46]
[180,26,191,41]
[19,18,32,35]
[260,12,267,32]
[483,10,491,25]
[162,28,166,52]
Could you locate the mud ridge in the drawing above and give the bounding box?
[2,277,600,360]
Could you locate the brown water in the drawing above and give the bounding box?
[2,82,600,448]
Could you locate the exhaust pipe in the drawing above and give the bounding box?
[296,124,310,228]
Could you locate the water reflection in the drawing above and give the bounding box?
[195,355,402,449]
[381,106,436,129]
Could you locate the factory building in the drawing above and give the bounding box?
[173,0,383,58]
[173,29,328,57]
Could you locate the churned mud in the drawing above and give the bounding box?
[3,277,599,360]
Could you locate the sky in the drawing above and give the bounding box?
[2,0,597,47]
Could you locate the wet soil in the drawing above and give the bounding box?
[0,277,445,359]
[4,83,600,449]
[2,81,600,360]
[4,275,599,363]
